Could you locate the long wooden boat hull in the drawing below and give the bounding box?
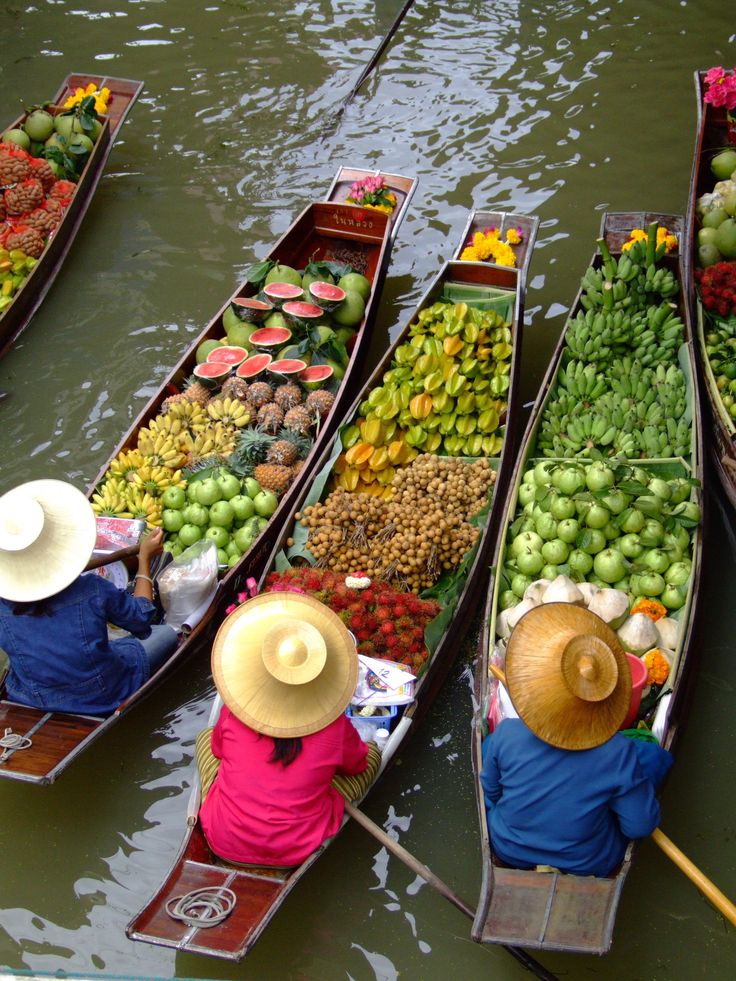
[686,71,736,510]
[0,73,144,357]
[126,210,540,960]
[471,212,705,954]
[0,173,418,785]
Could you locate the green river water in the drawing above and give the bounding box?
[0,2,735,979]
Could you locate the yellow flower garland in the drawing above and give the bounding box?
[63,82,111,116]
[622,226,678,253]
[459,227,521,268]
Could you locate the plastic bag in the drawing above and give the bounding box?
[158,540,219,632]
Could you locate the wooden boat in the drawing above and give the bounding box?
[324,167,417,243]
[0,73,144,357]
[125,208,539,961]
[685,70,736,509]
[0,168,417,785]
[470,212,705,954]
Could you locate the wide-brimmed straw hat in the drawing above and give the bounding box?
[0,479,96,603]
[504,602,632,750]
[211,591,359,738]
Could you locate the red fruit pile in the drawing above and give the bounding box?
[695,261,736,318]
[263,566,441,673]
[0,146,73,257]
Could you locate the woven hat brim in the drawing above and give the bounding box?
[212,591,358,738]
[505,603,632,750]
[0,480,96,602]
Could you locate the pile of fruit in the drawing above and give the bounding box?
[262,566,441,673]
[0,96,106,314]
[536,223,692,459]
[694,147,736,268]
[499,458,699,611]
[331,298,512,496]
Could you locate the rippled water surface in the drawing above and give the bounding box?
[1,2,735,979]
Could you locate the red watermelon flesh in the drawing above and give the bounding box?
[248,327,293,348]
[236,353,273,378]
[263,282,304,302]
[268,358,308,375]
[194,362,231,379]
[298,364,334,384]
[282,301,324,321]
[308,282,346,309]
[207,345,249,366]
[233,297,273,312]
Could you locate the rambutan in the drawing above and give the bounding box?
[377,590,395,606]
[375,606,392,621]
[393,604,408,619]
[356,628,372,643]
[410,640,424,654]
[379,621,395,636]
[349,613,366,632]
[412,626,425,641]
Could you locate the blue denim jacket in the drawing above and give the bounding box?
[0,573,156,716]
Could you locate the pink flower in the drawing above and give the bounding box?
[225,603,237,615]
[703,66,736,111]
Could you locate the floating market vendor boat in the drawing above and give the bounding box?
[0,168,418,785]
[686,69,736,511]
[470,212,705,954]
[0,73,144,357]
[125,208,539,961]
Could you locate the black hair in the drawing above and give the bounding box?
[269,736,303,766]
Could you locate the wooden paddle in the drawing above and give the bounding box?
[489,664,736,927]
[343,801,558,981]
[84,543,141,572]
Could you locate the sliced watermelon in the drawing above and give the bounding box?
[282,300,324,324]
[236,353,274,378]
[193,361,231,386]
[207,345,249,366]
[248,326,293,348]
[308,281,346,311]
[298,364,334,389]
[232,296,273,323]
[268,358,309,377]
[262,282,304,306]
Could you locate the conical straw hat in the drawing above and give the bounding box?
[211,591,359,738]
[504,602,632,750]
[0,480,96,602]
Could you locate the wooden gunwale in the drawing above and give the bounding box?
[685,70,736,509]
[125,209,539,961]
[0,172,415,786]
[470,212,705,954]
[0,73,144,357]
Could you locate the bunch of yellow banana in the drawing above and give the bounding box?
[137,427,188,470]
[109,448,148,481]
[129,464,185,496]
[180,422,237,465]
[155,400,208,436]
[124,486,163,528]
[206,397,250,428]
[91,478,130,517]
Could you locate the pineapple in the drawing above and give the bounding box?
[221,376,251,403]
[248,381,275,408]
[266,440,298,467]
[257,402,285,434]
[228,426,276,476]
[283,405,315,436]
[305,389,335,419]
[182,379,211,406]
[253,463,293,494]
[273,381,304,411]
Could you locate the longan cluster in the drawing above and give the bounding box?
[297,455,496,592]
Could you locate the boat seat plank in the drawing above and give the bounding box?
[480,867,622,954]
[0,701,99,778]
[130,858,292,957]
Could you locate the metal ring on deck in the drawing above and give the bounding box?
[165,886,236,928]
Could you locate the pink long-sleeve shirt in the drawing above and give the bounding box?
[199,705,370,866]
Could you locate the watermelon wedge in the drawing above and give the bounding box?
[262,282,304,307]
[231,296,273,323]
[207,345,249,366]
[268,358,308,377]
[193,361,231,387]
[308,281,346,311]
[298,364,334,389]
[248,326,293,348]
[236,353,274,378]
[282,300,324,326]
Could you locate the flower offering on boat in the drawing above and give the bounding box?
[63,81,112,115]
[621,226,678,254]
[459,225,523,267]
[701,65,736,111]
[345,175,398,214]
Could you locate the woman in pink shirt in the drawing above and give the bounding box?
[196,592,380,867]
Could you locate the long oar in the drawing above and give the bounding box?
[84,543,141,572]
[344,801,558,981]
[488,665,736,927]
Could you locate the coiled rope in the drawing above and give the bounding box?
[0,727,32,763]
[165,886,236,928]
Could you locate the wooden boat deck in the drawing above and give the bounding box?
[0,73,144,357]
[126,208,540,960]
[471,211,704,954]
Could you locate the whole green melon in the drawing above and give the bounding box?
[265,264,302,288]
[711,149,736,181]
[337,272,371,301]
[714,218,736,260]
[2,128,30,151]
[196,339,221,363]
[332,289,365,327]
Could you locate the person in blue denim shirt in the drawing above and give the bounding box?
[0,478,178,716]
[481,603,673,877]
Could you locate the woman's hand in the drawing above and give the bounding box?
[139,528,164,564]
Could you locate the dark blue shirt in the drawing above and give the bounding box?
[0,573,156,716]
[481,718,672,877]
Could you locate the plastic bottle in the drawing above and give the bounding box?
[373,728,390,752]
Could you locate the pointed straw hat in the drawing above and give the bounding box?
[0,479,96,603]
[211,591,359,738]
[504,602,632,750]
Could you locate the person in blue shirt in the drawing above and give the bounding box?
[481,602,673,877]
[0,478,178,716]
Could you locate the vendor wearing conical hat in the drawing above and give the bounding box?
[481,603,673,877]
[0,479,178,715]
[197,592,380,868]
